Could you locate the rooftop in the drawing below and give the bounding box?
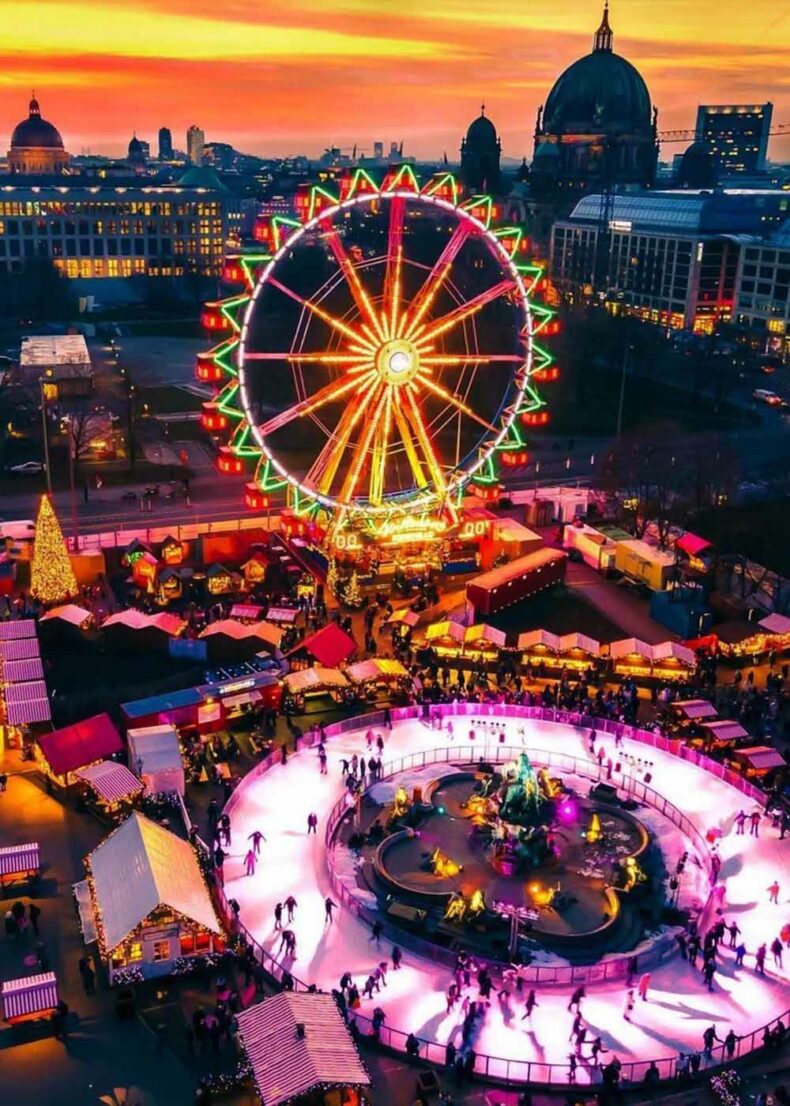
[19,334,90,367]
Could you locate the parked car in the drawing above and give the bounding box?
[752,389,783,406]
[9,460,44,474]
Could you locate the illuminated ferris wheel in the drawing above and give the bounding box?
[199,167,557,541]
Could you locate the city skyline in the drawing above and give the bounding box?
[1,0,787,161]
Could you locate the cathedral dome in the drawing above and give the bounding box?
[465,108,498,147]
[542,5,652,135]
[11,96,64,149]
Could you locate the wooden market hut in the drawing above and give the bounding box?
[609,638,654,679]
[463,623,507,660]
[286,623,357,671]
[519,629,562,671]
[38,603,94,643]
[199,619,283,664]
[127,724,185,797]
[205,562,239,596]
[82,812,224,983]
[650,640,696,680]
[1,972,59,1025]
[159,535,185,566]
[101,610,186,653]
[242,551,269,587]
[0,842,40,891]
[36,713,124,788]
[236,992,371,1106]
[556,632,601,673]
[75,760,144,818]
[731,744,786,781]
[424,619,466,658]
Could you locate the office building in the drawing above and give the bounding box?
[695,104,773,175]
[734,230,790,358]
[551,189,789,332]
[158,127,173,161]
[0,174,249,301]
[187,124,205,166]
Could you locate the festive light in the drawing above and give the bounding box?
[343,570,362,608]
[30,495,77,606]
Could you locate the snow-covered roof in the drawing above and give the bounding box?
[283,667,348,693]
[39,603,93,627]
[87,812,221,952]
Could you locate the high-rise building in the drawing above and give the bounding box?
[187,124,205,166]
[373,141,384,160]
[158,127,173,160]
[695,103,773,175]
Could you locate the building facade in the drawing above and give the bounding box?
[8,95,70,175]
[0,180,248,299]
[733,230,790,359]
[158,127,173,161]
[460,107,501,193]
[530,4,658,202]
[695,104,773,175]
[187,125,205,166]
[551,190,789,332]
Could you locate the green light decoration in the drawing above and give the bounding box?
[197,166,557,525]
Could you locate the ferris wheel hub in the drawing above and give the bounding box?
[376,338,420,385]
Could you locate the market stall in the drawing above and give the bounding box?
[698,719,749,752]
[0,620,46,754]
[236,992,371,1106]
[230,603,264,622]
[83,812,224,983]
[286,623,357,671]
[609,638,654,679]
[2,972,58,1024]
[0,842,40,889]
[282,667,350,713]
[101,610,186,654]
[672,699,717,722]
[614,540,676,591]
[556,632,601,674]
[199,619,283,664]
[424,620,466,658]
[39,603,94,635]
[518,629,562,671]
[75,760,144,818]
[345,658,411,704]
[127,724,185,797]
[265,606,302,627]
[463,623,507,661]
[730,745,786,781]
[650,640,697,680]
[36,714,124,788]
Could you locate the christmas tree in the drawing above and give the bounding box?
[30,495,77,606]
[344,570,362,608]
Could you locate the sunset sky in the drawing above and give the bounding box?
[1,0,787,161]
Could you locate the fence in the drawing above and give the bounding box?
[323,740,715,984]
[216,703,782,1088]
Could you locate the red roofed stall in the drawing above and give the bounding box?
[36,713,124,787]
[287,623,357,670]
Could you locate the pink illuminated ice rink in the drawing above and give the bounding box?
[224,713,789,1079]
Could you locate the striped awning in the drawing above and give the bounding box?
[0,842,40,877]
[237,992,370,1106]
[0,620,37,640]
[702,720,749,742]
[0,638,40,661]
[2,972,58,1021]
[674,698,717,720]
[4,679,48,704]
[76,761,144,805]
[2,657,44,683]
[4,697,51,725]
[737,745,786,770]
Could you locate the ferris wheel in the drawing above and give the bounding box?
[199,168,557,537]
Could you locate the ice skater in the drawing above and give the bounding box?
[623,988,635,1021]
[734,810,747,835]
[567,985,585,1013]
[637,972,651,1001]
[247,829,266,855]
[244,848,257,876]
[285,894,297,921]
[768,880,780,904]
[750,810,761,837]
[273,902,283,930]
[521,988,538,1021]
[324,896,338,924]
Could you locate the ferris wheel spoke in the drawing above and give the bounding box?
[369,386,394,506]
[244,352,374,365]
[412,278,516,346]
[382,196,405,339]
[419,354,525,366]
[307,381,381,496]
[268,277,363,345]
[258,370,376,437]
[400,221,472,340]
[337,385,389,504]
[402,385,447,496]
[391,391,428,490]
[321,220,386,342]
[414,372,499,434]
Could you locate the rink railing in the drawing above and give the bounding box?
[323,740,715,983]
[217,703,777,1088]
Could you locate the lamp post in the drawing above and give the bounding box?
[616,345,633,437]
[39,378,52,495]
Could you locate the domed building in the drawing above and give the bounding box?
[676,141,718,190]
[8,94,70,175]
[460,106,501,193]
[531,4,657,199]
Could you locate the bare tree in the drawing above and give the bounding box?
[596,421,684,542]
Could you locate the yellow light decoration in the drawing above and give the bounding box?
[391,786,410,819]
[30,494,78,606]
[429,847,462,879]
[468,888,486,916]
[585,812,602,844]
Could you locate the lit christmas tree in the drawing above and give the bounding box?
[344,570,362,608]
[30,495,77,606]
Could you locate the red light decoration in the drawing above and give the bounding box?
[200,303,230,332]
[217,446,244,475]
[541,319,561,337]
[201,404,228,433]
[222,258,245,285]
[501,450,529,467]
[521,410,550,427]
[244,483,270,511]
[532,366,560,383]
[253,218,274,246]
[195,353,225,384]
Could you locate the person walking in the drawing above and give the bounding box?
[767,880,780,904]
[728,921,740,948]
[735,942,747,967]
[703,958,716,991]
[370,920,383,944]
[319,749,327,775]
[248,830,266,855]
[702,1024,721,1057]
[274,902,283,930]
[82,961,96,995]
[724,1029,737,1059]
[755,943,767,975]
[244,849,256,876]
[750,810,761,837]
[285,894,297,921]
[392,945,402,970]
[324,897,338,924]
[637,973,651,1001]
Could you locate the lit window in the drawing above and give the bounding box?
[129,941,143,961]
[152,939,170,963]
